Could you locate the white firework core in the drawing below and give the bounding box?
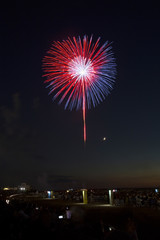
[68,56,95,81]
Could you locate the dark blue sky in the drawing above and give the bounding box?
[0,1,160,190]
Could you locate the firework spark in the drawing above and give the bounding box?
[42,35,116,142]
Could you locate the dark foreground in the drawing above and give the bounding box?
[1,198,160,240]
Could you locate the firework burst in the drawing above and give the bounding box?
[42,35,116,142]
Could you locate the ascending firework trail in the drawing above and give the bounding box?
[42,35,116,143]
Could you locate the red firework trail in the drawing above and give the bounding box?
[42,35,116,143]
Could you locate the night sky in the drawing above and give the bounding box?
[0,1,160,190]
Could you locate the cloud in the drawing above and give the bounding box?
[32,97,40,110]
[0,93,21,136]
[37,173,50,190]
[36,173,82,190]
[0,93,46,187]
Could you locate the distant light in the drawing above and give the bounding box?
[67,188,73,192]
[6,199,10,204]
[20,187,25,191]
[47,191,51,198]
[109,190,113,205]
[103,137,106,141]
[3,188,9,190]
[113,189,117,192]
[82,189,88,204]
[155,189,158,193]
